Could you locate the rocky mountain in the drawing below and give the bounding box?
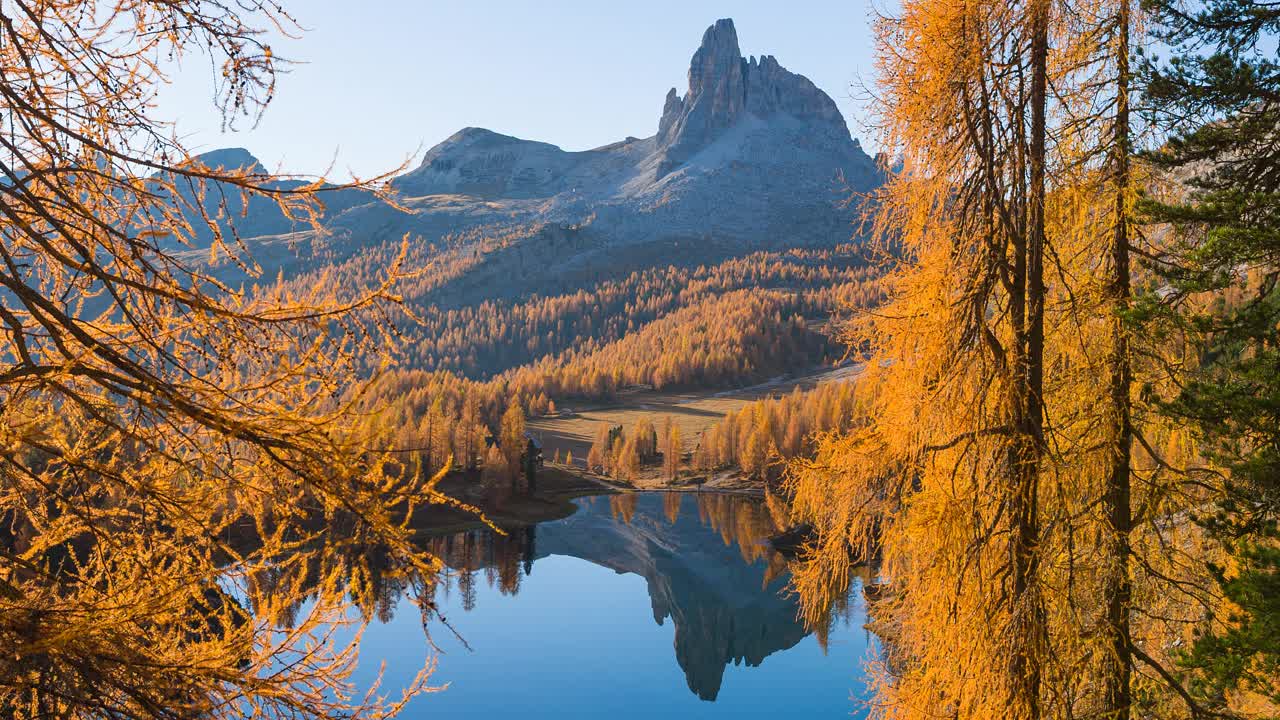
[161,148,375,249]
[186,18,880,297]
[656,19,854,178]
[384,18,876,246]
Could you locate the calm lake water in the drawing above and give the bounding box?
[348,492,873,718]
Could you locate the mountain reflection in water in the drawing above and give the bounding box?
[419,492,867,706]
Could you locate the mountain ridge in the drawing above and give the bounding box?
[388,17,875,224]
[183,18,881,309]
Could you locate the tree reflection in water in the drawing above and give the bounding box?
[419,492,865,701]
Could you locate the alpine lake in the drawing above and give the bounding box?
[336,491,876,718]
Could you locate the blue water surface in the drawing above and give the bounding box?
[348,493,874,718]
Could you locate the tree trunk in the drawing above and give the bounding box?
[1102,1,1134,715]
[1012,1,1050,716]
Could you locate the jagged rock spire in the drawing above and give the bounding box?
[656,18,849,177]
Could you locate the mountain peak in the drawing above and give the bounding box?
[688,19,744,111]
[701,18,741,53]
[190,147,266,174]
[378,17,877,241]
[656,19,850,177]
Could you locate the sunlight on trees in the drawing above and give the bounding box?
[0,2,459,717]
[781,1,1246,717]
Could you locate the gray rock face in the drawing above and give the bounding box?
[656,19,850,178]
[385,18,877,247]
[157,148,374,250]
[187,18,881,292]
[394,127,580,198]
[192,147,267,175]
[744,54,846,128]
[657,19,747,175]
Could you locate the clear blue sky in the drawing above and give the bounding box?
[156,1,881,180]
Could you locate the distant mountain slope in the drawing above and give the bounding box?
[161,147,376,249]
[383,17,877,248]
[184,18,880,295]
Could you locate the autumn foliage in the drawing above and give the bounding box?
[0,2,454,717]
[783,1,1277,718]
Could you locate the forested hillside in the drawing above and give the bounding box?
[275,244,881,378]
[164,19,891,489]
[781,2,1280,719]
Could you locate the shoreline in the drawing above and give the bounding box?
[413,463,766,538]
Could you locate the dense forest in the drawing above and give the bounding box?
[575,380,860,486]
[694,381,858,478]
[268,228,882,376]
[353,287,857,483]
[343,249,883,483]
[781,1,1280,719]
[393,247,880,377]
